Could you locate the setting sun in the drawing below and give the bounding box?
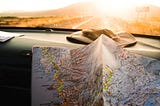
[96,0,139,13]
[96,0,160,16]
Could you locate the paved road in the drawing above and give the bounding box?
[72,16,96,29]
[72,16,127,33]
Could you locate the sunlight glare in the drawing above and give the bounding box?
[96,0,148,16]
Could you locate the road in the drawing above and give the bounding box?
[72,16,96,29]
[72,16,128,33]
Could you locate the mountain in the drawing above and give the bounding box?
[0,2,98,17]
[0,2,160,17]
[39,2,98,16]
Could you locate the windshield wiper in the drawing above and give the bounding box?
[0,26,81,33]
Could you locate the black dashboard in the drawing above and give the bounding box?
[0,27,159,106]
[0,27,83,106]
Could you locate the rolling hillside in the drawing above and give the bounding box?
[0,2,98,17]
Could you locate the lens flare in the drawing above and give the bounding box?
[95,0,151,16]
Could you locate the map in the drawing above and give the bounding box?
[32,35,160,106]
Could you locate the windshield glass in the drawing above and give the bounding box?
[0,0,160,36]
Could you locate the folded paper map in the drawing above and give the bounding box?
[32,35,160,106]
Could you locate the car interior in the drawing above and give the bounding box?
[0,0,160,106]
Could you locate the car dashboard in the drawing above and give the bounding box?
[0,27,159,106]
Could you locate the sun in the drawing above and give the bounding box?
[95,0,146,16]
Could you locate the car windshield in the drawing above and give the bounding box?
[0,0,160,36]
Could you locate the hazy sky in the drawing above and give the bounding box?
[0,0,94,12]
[0,0,159,13]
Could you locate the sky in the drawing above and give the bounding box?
[0,0,159,13]
[0,0,94,12]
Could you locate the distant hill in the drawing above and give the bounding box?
[40,2,98,16]
[0,2,160,17]
[0,2,98,17]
